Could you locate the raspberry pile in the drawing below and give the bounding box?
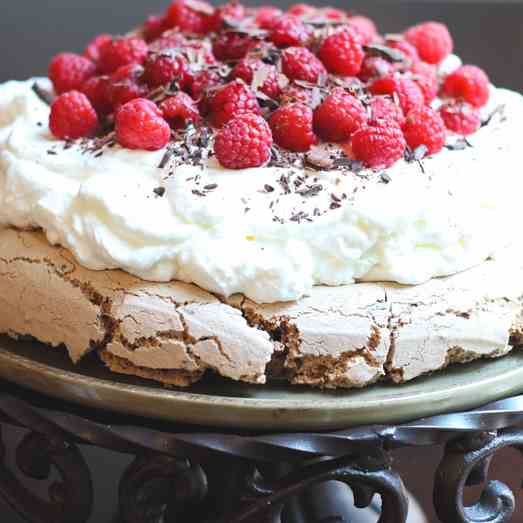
[47,2,492,170]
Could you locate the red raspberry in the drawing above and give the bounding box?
[84,34,113,63]
[280,85,312,106]
[49,91,99,140]
[385,38,419,63]
[369,75,424,115]
[439,102,481,136]
[143,52,188,88]
[318,27,364,76]
[166,0,213,34]
[49,53,96,95]
[358,56,392,82]
[369,96,405,128]
[206,2,245,32]
[108,65,148,109]
[403,106,446,155]
[231,59,281,100]
[149,32,188,53]
[255,6,283,29]
[190,70,221,101]
[269,102,317,152]
[410,61,438,103]
[81,76,113,116]
[143,15,169,42]
[281,47,326,84]
[351,120,406,168]
[287,3,317,17]
[160,92,201,129]
[347,15,378,45]
[115,98,171,151]
[214,113,273,169]
[313,88,367,142]
[320,7,346,21]
[269,16,311,48]
[98,37,148,74]
[212,32,258,61]
[442,65,490,108]
[209,80,260,127]
[405,22,453,65]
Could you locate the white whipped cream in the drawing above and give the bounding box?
[1,74,522,303]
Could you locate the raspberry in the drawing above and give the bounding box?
[405,21,453,65]
[115,98,171,151]
[160,92,201,129]
[347,15,378,45]
[403,106,446,155]
[369,75,424,114]
[318,27,364,76]
[214,113,273,169]
[98,37,148,74]
[255,6,283,29]
[254,6,282,29]
[166,0,214,34]
[49,91,99,140]
[439,102,481,136]
[442,65,490,108]
[369,96,405,128]
[84,34,112,63]
[209,80,260,127]
[206,2,245,32]
[351,120,406,168]
[190,70,221,101]
[143,52,188,88]
[320,7,346,21]
[108,65,148,109]
[287,4,317,17]
[410,61,438,104]
[81,76,113,116]
[212,32,258,61]
[358,56,392,82]
[269,102,317,152]
[231,59,281,100]
[149,32,188,53]
[385,38,419,63]
[313,88,367,142]
[48,53,96,95]
[143,15,169,42]
[281,47,327,84]
[280,85,312,106]
[269,16,311,48]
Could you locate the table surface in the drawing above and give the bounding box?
[1,1,523,521]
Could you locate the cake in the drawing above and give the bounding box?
[1,1,522,389]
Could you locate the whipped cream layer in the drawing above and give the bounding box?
[1,76,522,303]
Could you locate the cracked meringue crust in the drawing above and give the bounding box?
[1,227,522,389]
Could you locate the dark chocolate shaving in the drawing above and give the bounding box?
[153,187,166,197]
[32,82,54,106]
[363,44,409,64]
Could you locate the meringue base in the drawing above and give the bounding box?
[1,227,522,389]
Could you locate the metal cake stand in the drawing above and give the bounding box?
[1,338,523,522]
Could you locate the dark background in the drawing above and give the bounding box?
[0,1,523,91]
[1,2,522,522]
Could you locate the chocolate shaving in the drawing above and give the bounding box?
[481,104,506,127]
[153,187,166,197]
[380,172,391,184]
[363,44,408,64]
[204,183,218,191]
[32,82,54,106]
[264,184,275,193]
[297,184,323,197]
[158,147,174,169]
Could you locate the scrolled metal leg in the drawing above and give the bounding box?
[219,449,409,523]
[0,426,93,523]
[119,453,208,523]
[433,428,523,523]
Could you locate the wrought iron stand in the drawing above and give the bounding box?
[1,381,523,523]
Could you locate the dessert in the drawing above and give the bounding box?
[1,2,522,388]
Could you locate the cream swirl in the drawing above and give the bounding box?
[0,76,522,303]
